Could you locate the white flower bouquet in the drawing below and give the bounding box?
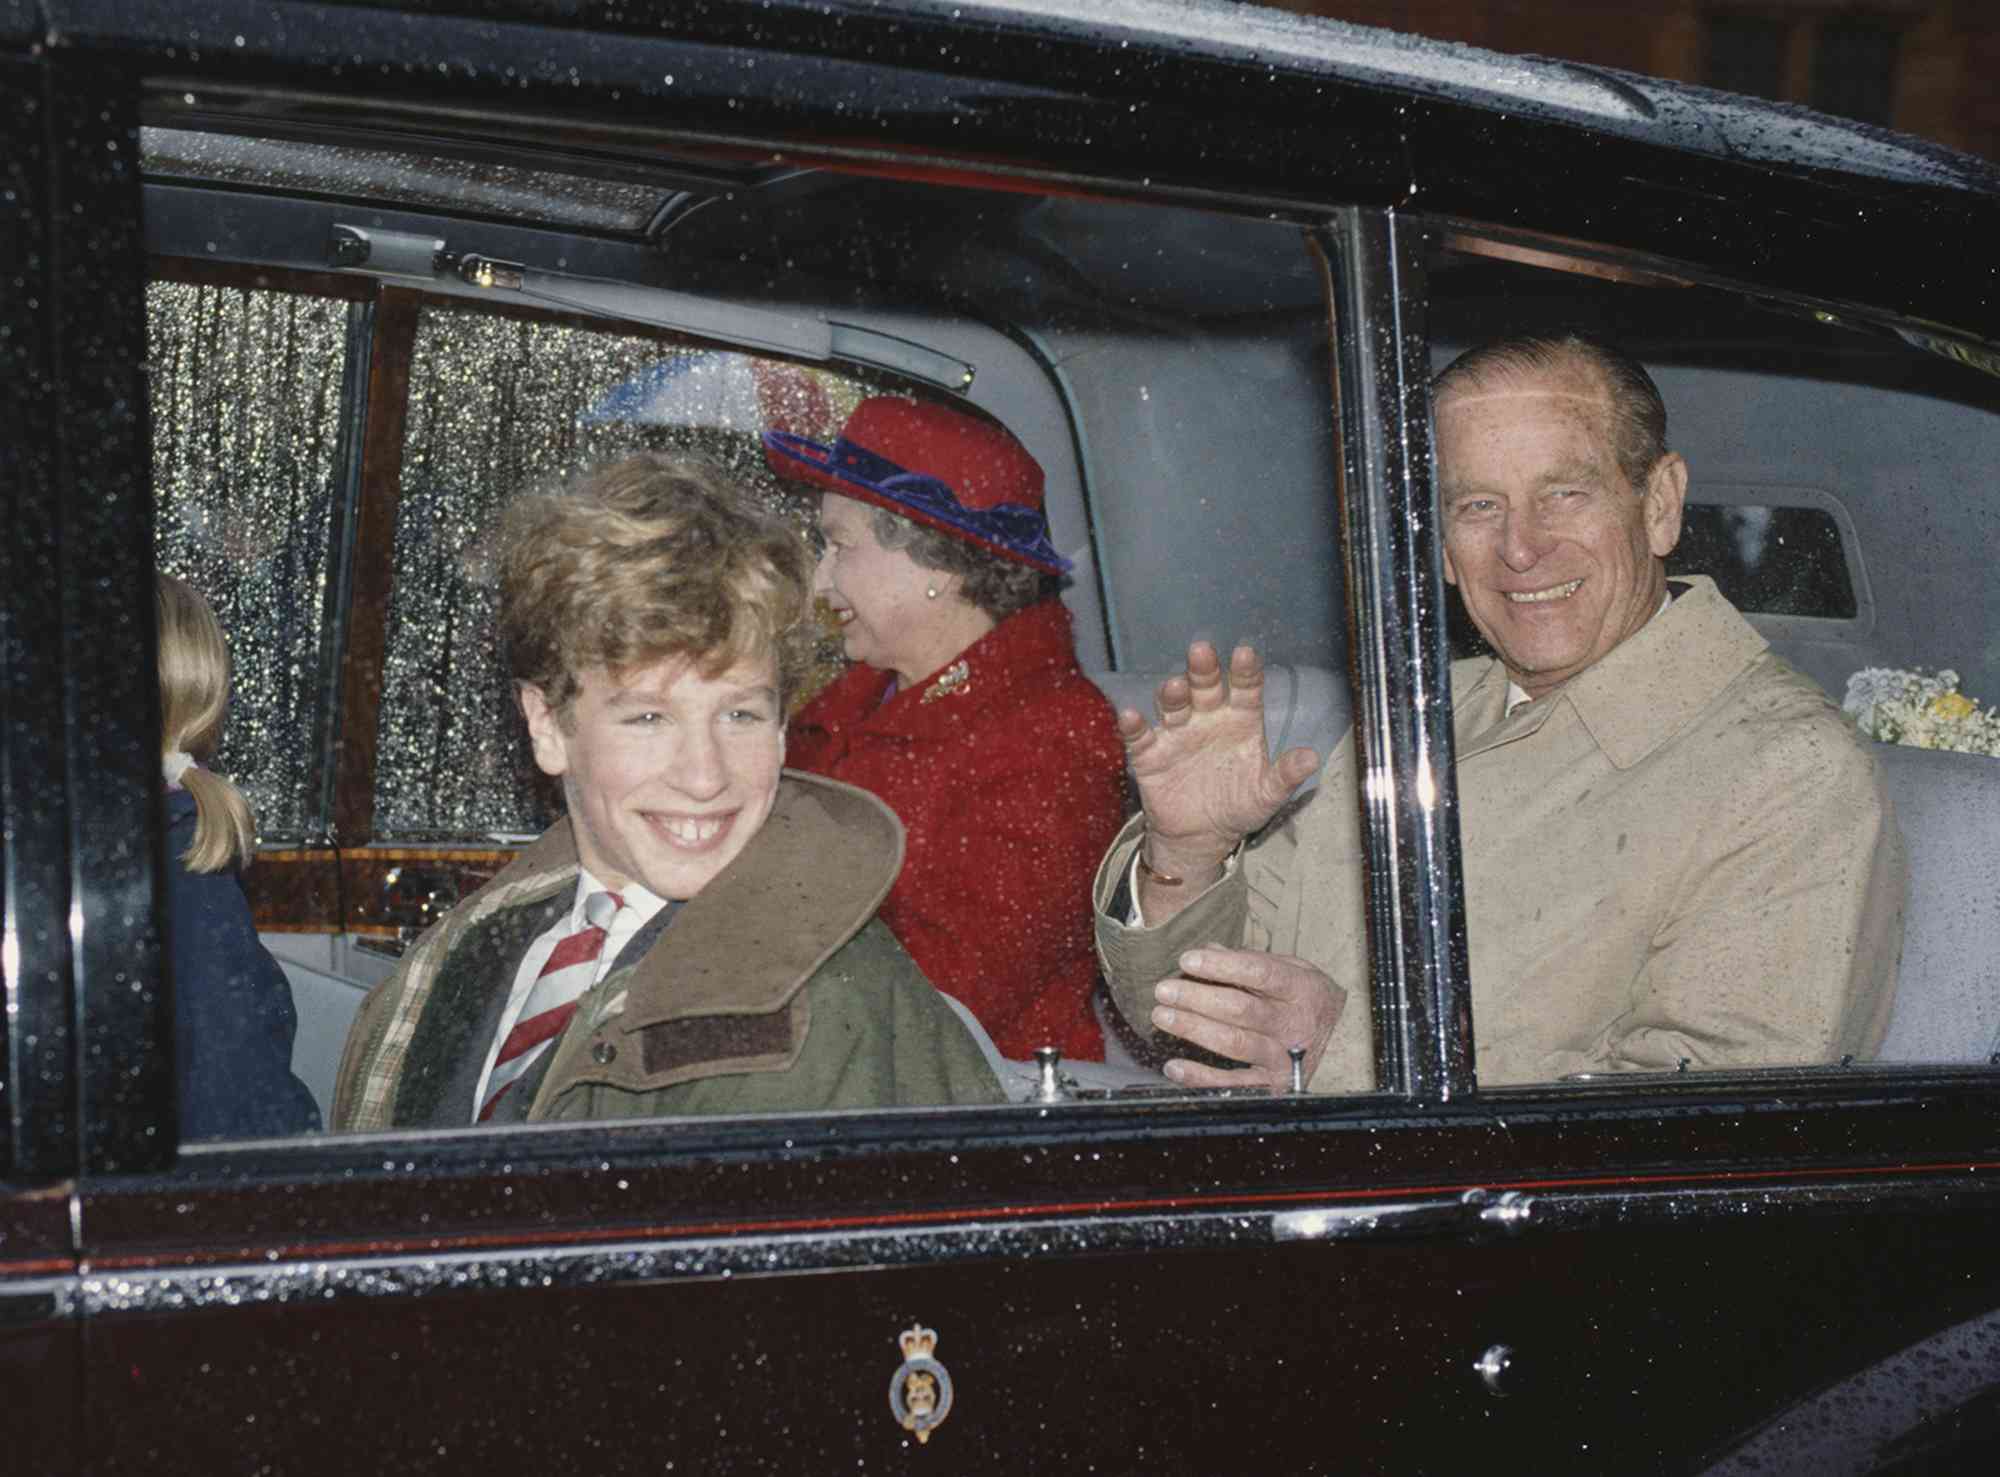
[1843,667,2000,757]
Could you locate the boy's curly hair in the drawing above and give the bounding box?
[498,454,814,715]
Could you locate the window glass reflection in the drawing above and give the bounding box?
[149,279,349,841]
[1669,502,1856,619]
[140,127,672,233]
[373,306,863,840]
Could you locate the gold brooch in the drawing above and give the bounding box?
[888,1323,954,1444]
[919,659,972,705]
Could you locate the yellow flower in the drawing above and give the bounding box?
[1928,691,1976,721]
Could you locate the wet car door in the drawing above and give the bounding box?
[79,125,1524,1477]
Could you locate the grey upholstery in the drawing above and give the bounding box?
[1086,663,1352,772]
[1873,743,2000,1063]
[281,963,370,1122]
[264,933,394,1123]
[935,990,1165,1099]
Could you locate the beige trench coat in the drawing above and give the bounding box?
[1096,577,1905,1090]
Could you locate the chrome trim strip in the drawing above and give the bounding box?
[1325,209,1474,1101]
[83,1169,1997,1318]
[0,1276,81,1328]
[82,1207,1283,1317]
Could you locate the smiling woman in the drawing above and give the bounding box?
[771,398,1127,1062]
[329,455,1004,1129]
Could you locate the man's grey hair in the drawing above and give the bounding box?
[1433,331,1669,491]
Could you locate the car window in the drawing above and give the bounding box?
[139,131,1371,1143]
[137,134,2000,1153]
[149,272,364,842]
[1424,229,2000,1084]
[1669,499,1857,621]
[141,125,670,233]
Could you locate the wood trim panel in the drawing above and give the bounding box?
[332,287,423,845]
[241,849,344,933]
[245,847,515,936]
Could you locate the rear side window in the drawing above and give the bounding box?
[149,277,357,842]
[1670,501,1857,619]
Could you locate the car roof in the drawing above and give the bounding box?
[48,0,2000,349]
[951,0,2000,194]
[25,0,2000,200]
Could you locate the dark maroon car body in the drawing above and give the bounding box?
[4,2,2000,1471]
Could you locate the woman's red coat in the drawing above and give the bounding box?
[786,599,1126,1060]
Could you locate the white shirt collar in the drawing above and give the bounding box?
[571,870,671,932]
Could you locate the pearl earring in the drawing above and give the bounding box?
[926,585,940,599]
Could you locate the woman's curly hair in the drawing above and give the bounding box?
[867,506,1062,620]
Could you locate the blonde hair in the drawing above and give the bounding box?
[157,573,257,873]
[498,454,814,714]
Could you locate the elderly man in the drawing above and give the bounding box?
[1095,332,1903,1092]
[332,455,1002,1129]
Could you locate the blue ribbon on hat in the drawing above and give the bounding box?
[771,431,1071,574]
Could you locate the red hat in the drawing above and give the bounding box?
[763,397,1069,575]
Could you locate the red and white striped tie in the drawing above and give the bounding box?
[479,889,623,1121]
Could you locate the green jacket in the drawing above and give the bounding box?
[332,771,1003,1129]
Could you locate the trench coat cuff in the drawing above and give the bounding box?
[1093,814,1251,1067]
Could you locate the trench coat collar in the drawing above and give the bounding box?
[1454,575,1767,771]
[795,597,1080,741]
[489,769,904,1029]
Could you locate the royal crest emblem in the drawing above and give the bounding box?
[919,659,971,705]
[887,1323,955,1444]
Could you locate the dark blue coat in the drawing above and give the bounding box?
[165,788,322,1139]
